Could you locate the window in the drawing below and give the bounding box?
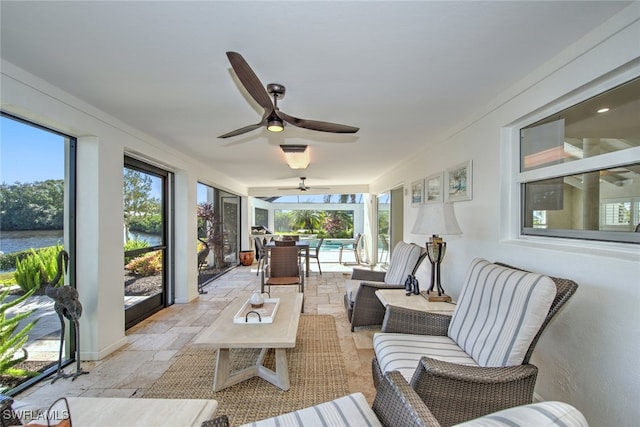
[0,113,77,393]
[519,77,640,244]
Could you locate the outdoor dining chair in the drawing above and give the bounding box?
[339,232,363,264]
[261,245,305,311]
[308,238,325,274]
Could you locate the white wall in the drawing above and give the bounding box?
[371,5,640,426]
[1,60,248,359]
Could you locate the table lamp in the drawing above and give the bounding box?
[411,202,462,302]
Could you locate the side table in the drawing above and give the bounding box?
[375,289,456,314]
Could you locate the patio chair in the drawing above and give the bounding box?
[261,245,304,311]
[308,237,325,274]
[199,371,587,427]
[372,258,578,425]
[339,232,363,264]
[344,241,426,331]
[379,234,390,263]
[197,240,210,294]
[253,237,266,277]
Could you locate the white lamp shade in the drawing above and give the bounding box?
[411,203,462,236]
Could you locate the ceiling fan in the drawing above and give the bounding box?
[277,177,329,192]
[218,51,359,138]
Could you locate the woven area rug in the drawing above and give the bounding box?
[143,314,349,426]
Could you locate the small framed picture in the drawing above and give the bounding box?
[425,172,443,203]
[410,179,425,206]
[445,160,473,202]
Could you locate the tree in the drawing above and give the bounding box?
[291,210,322,233]
[0,180,64,230]
[197,202,226,269]
[323,210,354,237]
[123,169,158,241]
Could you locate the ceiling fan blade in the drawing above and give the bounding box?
[218,123,263,138]
[226,51,274,111]
[278,111,359,134]
[218,110,271,138]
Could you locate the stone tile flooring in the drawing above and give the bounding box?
[15,262,380,407]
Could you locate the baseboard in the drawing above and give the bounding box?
[81,335,127,361]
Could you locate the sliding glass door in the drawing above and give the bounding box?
[123,156,173,329]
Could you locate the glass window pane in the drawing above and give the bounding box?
[523,163,640,238]
[521,78,640,172]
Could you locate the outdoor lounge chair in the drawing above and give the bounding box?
[372,258,578,425]
[344,241,426,331]
[198,371,587,427]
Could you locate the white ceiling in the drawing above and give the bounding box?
[0,1,631,195]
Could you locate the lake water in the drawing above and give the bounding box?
[0,230,161,255]
[0,229,64,254]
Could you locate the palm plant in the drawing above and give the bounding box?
[290,210,322,233]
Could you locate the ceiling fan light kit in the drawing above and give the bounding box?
[267,112,284,132]
[218,51,359,138]
[281,145,310,169]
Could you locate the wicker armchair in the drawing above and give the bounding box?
[344,241,426,331]
[199,371,586,427]
[372,258,578,426]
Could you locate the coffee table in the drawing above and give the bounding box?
[194,292,304,391]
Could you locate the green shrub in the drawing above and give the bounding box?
[0,248,35,271]
[0,288,39,376]
[125,251,162,276]
[124,239,150,265]
[128,214,162,234]
[13,245,63,292]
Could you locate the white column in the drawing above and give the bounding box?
[76,136,126,360]
[174,171,199,303]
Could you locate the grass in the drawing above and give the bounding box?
[0,271,16,287]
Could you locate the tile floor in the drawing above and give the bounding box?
[15,261,381,407]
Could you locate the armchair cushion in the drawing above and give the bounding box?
[238,392,382,427]
[383,241,423,285]
[455,401,588,426]
[374,334,477,382]
[449,258,556,367]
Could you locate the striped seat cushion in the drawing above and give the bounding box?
[454,401,588,426]
[449,258,556,367]
[239,392,382,427]
[384,242,423,285]
[373,333,477,382]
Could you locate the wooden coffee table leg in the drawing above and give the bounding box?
[214,348,261,391]
[213,348,231,391]
[256,348,290,391]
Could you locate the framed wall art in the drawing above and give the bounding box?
[410,179,425,206]
[425,172,443,203]
[445,160,472,202]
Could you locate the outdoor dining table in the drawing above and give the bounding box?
[265,240,310,277]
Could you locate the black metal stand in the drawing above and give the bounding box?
[426,238,451,302]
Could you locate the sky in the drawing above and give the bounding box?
[1,115,366,203]
[1,115,65,184]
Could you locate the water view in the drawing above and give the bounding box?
[0,229,64,254]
